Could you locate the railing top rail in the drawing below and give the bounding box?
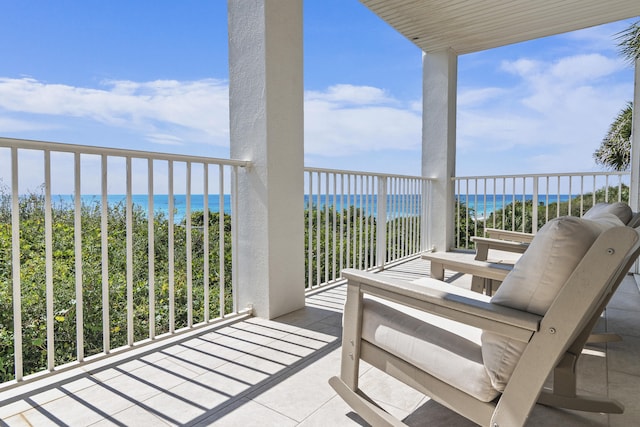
[0,136,251,167]
[305,166,434,181]
[453,171,629,180]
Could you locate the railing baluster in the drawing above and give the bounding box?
[44,151,55,370]
[364,175,369,269]
[377,177,387,268]
[186,162,193,327]
[207,166,214,318]
[74,153,84,362]
[332,173,337,281]
[168,160,175,333]
[580,175,584,216]
[203,165,210,320]
[147,158,155,339]
[306,171,312,289]
[455,179,460,246]
[555,177,560,217]
[231,165,239,314]
[357,176,363,269]
[316,172,321,286]
[126,156,133,346]
[11,147,23,381]
[532,177,539,233]
[339,174,345,277]
[324,172,330,280]
[473,179,478,242]
[521,178,526,233]
[346,174,351,269]
[545,176,550,222]
[568,176,573,215]
[102,155,111,349]
[217,165,224,318]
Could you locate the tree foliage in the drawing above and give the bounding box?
[593,103,633,171]
[616,20,640,64]
[484,185,629,234]
[0,189,232,383]
[593,20,639,171]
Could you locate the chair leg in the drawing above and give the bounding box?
[470,275,484,293]
[329,376,407,427]
[538,391,624,414]
[536,353,624,414]
[430,261,445,281]
[475,244,488,261]
[587,332,622,343]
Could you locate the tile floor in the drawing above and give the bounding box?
[0,258,639,426]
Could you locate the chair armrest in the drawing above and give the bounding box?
[471,236,529,260]
[422,252,511,281]
[485,228,535,243]
[342,268,540,342]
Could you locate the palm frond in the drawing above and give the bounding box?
[616,20,640,63]
[593,102,633,171]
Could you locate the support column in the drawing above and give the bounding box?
[422,49,458,251]
[228,0,305,318]
[630,59,640,212]
[629,59,639,276]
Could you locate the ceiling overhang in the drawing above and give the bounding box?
[360,0,640,54]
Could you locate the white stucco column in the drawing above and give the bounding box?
[629,59,640,277]
[422,49,458,251]
[228,0,305,319]
[630,59,640,212]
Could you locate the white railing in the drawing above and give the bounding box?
[453,171,631,249]
[304,167,432,290]
[0,137,250,386]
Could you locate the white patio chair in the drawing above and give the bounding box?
[472,202,635,261]
[330,214,639,426]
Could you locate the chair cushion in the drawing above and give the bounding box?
[482,214,623,391]
[361,293,501,402]
[584,202,632,225]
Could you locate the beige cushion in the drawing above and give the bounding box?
[481,214,623,391]
[628,212,640,228]
[361,296,500,402]
[584,202,632,225]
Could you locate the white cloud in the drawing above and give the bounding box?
[305,84,394,106]
[0,77,230,146]
[0,78,421,159]
[304,85,421,156]
[458,51,633,173]
[458,87,506,107]
[0,116,57,133]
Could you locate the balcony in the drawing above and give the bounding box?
[1,137,639,425]
[1,258,639,426]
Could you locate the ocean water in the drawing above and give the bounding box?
[48,193,571,222]
[457,194,571,218]
[50,194,423,222]
[51,194,232,222]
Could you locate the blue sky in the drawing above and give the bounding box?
[0,1,637,178]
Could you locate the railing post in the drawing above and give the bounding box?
[376,177,387,268]
[532,177,539,233]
